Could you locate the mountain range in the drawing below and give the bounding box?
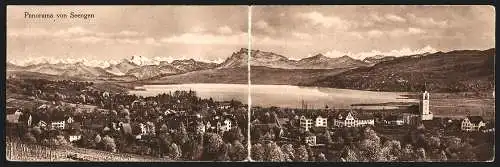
[8,48,372,80]
[7,48,495,92]
[218,48,369,69]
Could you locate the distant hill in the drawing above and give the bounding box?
[145,67,249,84]
[218,48,369,69]
[363,55,397,64]
[303,48,495,92]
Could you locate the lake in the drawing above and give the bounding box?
[129,84,417,109]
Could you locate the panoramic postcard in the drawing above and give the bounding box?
[6,5,250,161]
[249,5,495,162]
[5,5,495,162]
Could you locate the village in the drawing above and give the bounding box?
[249,91,495,161]
[5,78,495,161]
[6,78,249,161]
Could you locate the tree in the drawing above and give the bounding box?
[56,135,70,146]
[23,132,37,144]
[230,140,247,161]
[203,133,225,161]
[341,146,359,162]
[168,143,182,160]
[317,152,328,161]
[415,148,427,162]
[175,123,188,146]
[381,140,401,161]
[437,150,448,162]
[264,142,284,162]
[324,130,334,145]
[251,143,265,161]
[93,134,102,148]
[401,144,416,161]
[220,143,232,161]
[32,126,42,137]
[427,136,441,149]
[225,127,244,143]
[295,145,309,162]
[102,135,117,152]
[280,144,295,162]
[358,127,384,161]
[183,133,204,160]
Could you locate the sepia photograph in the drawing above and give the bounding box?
[249,5,495,162]
[6,5,250,161]
[4,4,496,163]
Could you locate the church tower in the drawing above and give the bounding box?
[420,91,433,120]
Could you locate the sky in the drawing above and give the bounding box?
[7,6,248,66]
[252,5,495,60]
[7,6,495,66]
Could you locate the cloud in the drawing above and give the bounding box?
[385,14,406,22]
[407,14,448,28]
[292,32,312,40]
[189,26,207,33]
[367,30,384,37]
[217,26,233,34]
[388,27,426,37]
[161,32,247,45]
[323,45,438,60]
[8,27,51,37]
[370,13,385,22]
[253,35,312,46]
[296,11,350,29]
[9,27,160,46]
[254,20,276,34]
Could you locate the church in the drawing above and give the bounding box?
[420,90,433,121]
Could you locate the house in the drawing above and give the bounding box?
[220,119,232,132]
[68,131,82,142]
[461,116,486,131]
[66,117,74,124]
[51,120,65,129]
[145,122,156,135]
[38,120,48,129]
[195,122,206,134]
[384,115,405,126]
[304,132,317,146]
[300,116,313,131]
[481,122,495,133]
[333,110,374,128]
[139,123,147,135]
[218,102,232,109]
[315,116,328,127]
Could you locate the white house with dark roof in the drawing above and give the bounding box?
[334,110,374,128]
[461,116,486,131]
[315,116,328,127]
[300,115,313,131]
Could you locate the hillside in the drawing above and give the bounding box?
[142,66,350,85]
[143,67,249,84]
[250,66,350,85]
[218,48,369,69]
[303,48,495,92]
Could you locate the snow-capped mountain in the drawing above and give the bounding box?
[218,48,369,69]
[105,59,139,76]
[126,64,181,80]
[20,62,114,77]
[129,55,158,66]
[362,55,397,64]
[171,59,218,72]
